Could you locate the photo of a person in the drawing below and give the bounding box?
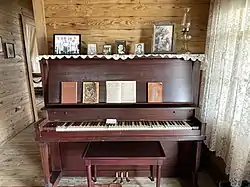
[135,43,144,55]
[152,24,174,53]
[88,44,97,55]
[53,34,80,55]
[103,45,112,55]
[115,40,126,55]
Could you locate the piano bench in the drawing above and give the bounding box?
[83,141,166,187]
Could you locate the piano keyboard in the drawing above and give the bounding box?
[43,121,195,132]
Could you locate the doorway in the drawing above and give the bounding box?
[21,13,44,121]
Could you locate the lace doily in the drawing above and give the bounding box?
[38,53,205,62]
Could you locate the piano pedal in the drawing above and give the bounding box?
[119,171,124,184]
[113,171,119,183]
[125,171,131,182]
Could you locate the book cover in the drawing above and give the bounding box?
[82,82,99,103]
[148,82,163,103]
[61,82,77,104]
[106,81,136,103]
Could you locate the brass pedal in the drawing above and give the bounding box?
[120,171,124,184]
[113,171,119,183]
[125,171,131,182]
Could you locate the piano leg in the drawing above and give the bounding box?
[87,165,92,187]
[156,165,162,187]
[39,143,52,187]
[149,165,154,181]
[193,141,202,187]
[92,165,97,182]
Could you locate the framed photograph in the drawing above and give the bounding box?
[135,43,144,55]
[53,34,81,55]
[103,44,112,55]
[0,36,3,53]
[152,23,175,53]
[115,40,126,55]
[87,44,97,55]
[5,43,15,58]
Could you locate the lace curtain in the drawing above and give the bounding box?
[200,0,250,186]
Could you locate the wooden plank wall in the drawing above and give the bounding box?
[0,0,34,145]
[44,0,210,54]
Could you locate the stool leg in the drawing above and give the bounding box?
[87,165,92,187]
[149,165,154,181]
[156,165,161,187]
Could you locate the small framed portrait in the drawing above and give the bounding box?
[115,40,126,55]
[5,43,15,58]
[152,23,175,53]
[103,44,112,55]
[0,36,3,53]
[135,43,144,55]
[53,34,81,55]
[87,44,97,55]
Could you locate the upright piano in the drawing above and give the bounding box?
[34,54,206,187]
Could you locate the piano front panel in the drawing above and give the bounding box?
[50,141,193,177]
[47,108,194,121]
[46,58,194,104]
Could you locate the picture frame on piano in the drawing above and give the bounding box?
[152,22,176,54]
[53,34,81,55]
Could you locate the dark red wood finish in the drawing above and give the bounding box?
[36,57,205,187]
[84,142,165,187]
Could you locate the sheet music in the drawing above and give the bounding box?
[106,81,136,103]
[121,81,136,103]
[106,81,122,103]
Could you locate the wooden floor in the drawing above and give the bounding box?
[0,123,216,187]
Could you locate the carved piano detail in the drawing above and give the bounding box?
[35,55,206,187]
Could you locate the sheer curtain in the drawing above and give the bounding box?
[200,0,250,186]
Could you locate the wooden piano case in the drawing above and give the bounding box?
[35,55,206,187]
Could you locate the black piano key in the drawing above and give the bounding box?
[169,121,174,126]
[65,122,72,127]
[162,121,167,127]
[82,122,88,126]
[72,122,81,126]
[180,121,185,126]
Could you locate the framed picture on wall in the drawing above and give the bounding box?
[0,36,3,53]
[53,34,81,55]
[135,43,144,55]
[87,44,97,55]
[115,40,126,55]
[152,23,175,53]
[5,43,15,58]
[103,44,112,55]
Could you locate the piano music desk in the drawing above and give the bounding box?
[83,141,166,187]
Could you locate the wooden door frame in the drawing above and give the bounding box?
[20,13,38,121]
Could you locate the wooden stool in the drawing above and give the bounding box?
[83,141,166,187]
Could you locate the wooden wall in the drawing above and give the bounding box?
[44,0,210,54]
[0,0,34,145]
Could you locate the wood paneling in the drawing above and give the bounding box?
[0,0,34,145]
[32,0,48,54]
[44,0,210,54]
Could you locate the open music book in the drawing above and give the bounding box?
[106,81,136,103]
